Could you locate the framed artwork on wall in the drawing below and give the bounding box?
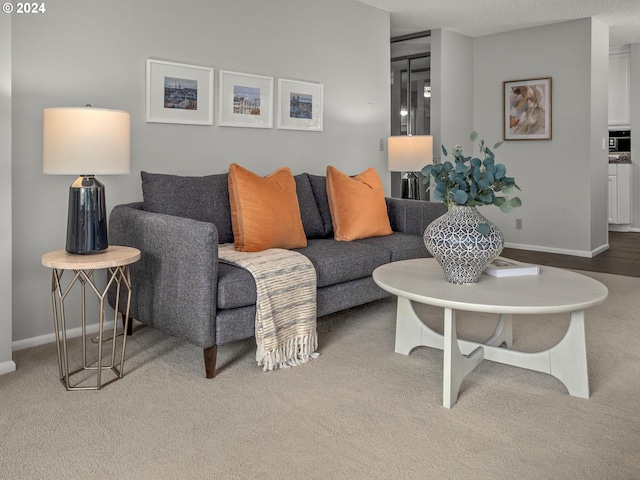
[146,59,214,125]
[503,77,552,140]
[218,70,273,128]
[277,79,323,131]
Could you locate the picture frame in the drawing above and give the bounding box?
[277,79,323,131]
[503,77,551,140]
[218,70,273,128]
[146,59,214,125]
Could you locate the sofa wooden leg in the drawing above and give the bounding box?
[121,313,133,336]
[204,346,217,378]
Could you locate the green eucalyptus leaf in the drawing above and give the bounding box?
[493,141,503,150]
[422,165,433,176]
[477,178,491,191]
[477,192,494,205]
[470,131,478,142]
[454,177,467,189]
[499,201,513,213]
[455,163,469,174]
[510,197,523,207]
[470,158,482,168]
[485,147,495,158]
[453,189,468,205]
[485,170,495,184]
[442,145,448,156]
[494,164,506,178]
[476,223,490,236]
[483,156,495,167]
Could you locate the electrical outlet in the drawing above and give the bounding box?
[516,218,523,230]
[379,138,385,152]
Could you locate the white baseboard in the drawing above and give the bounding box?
[504,242,609,258]
[0,360,17,375]
[12,320,116,352]
[610,226,640,233]
[609,224,632,232]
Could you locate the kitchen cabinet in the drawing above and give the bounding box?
[608,163,631,229]
[609,50,631,126]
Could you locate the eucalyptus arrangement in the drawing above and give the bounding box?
[422,131,522,214]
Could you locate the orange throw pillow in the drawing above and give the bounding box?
[326,166,392,241]
[228,163,307,252]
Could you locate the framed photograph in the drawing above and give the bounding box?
[218,70,273,128]
[277,79,323,131]
[146,59,214,125]
[503,77,551,140]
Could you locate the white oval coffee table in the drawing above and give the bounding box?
[373,258,609,408]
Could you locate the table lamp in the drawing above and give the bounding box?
[388,135,433,200]
[43,106,131,255]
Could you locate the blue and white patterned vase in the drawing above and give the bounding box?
[423,205,504,284]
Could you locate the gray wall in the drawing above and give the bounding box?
[10,0,391,343]
[1,13,15,373]
[630,44,640,230]
[472,19,609,256]
[430,29,474,163]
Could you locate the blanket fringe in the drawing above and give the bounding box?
[257,332,320,372]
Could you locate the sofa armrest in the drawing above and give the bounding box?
[109,203,219,348]
[385,197,447,235]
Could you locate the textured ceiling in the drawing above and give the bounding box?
[358,0,640,46]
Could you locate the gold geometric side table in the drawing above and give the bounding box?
[41,246,141,391]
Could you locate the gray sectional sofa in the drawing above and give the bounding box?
[108,171,447,378]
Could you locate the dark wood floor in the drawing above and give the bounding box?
[502,231,640,277]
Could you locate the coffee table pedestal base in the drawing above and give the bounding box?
[394,297,589,408]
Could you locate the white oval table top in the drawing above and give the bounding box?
[41,246,141,270]
[373,258,609,315]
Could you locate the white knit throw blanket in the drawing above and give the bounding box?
[218,244,319,371]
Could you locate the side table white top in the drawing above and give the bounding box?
[373,258,608,315]
[41,245,141,270]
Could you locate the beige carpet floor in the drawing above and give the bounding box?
[1,269,639,479]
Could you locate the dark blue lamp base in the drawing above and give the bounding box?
[401,172,420,200]
[66,175,108,255]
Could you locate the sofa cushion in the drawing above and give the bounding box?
[228,163,307,252]
[217,238,394,308]
[307,174,333,238]
[326,166,392,241]
[355,232,429,262]
[294,174,325,239]
[217,262,256,309]
[141,171,234,243]
[294,238,390,287]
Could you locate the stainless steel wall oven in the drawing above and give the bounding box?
[609,130,631,152]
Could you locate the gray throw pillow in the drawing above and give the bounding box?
[294,174,326,239]
[141,171,234,244]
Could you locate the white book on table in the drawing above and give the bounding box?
[483,257,540,278]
